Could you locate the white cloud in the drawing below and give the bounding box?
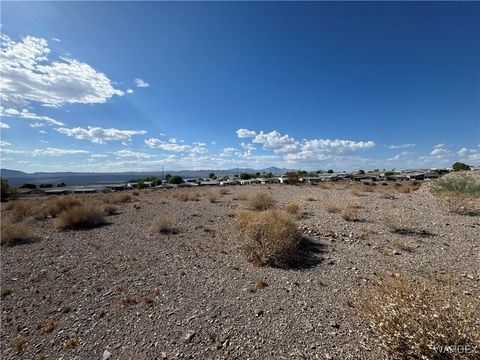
[0,106,63,126]
[430,144,449,156]
[113,149,152,159]
[0,122,9,128]
[457,146,480,163]
[90,154,108,158]
[236,128,257,138]
[388,143,416,149]
[145,138,207,154]
[51,37,61,42]
[55,126,146,144]
[0,140,11,146]
[0,148,26,154]
[126,88,134,94]
[134,78,150,88]
[237,128,374,162]
[32,147,89,157]
[0,34,124,107]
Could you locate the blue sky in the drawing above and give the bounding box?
[0,1,479,172]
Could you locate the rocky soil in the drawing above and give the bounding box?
[1,181,479,359]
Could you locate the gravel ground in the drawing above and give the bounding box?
[1,181,479,359]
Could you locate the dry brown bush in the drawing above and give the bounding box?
[55,204,106,230]
[104,192,132,204]
[1,221,34,246]
[64,337,79,349]
[325,200,341,213]
[207,192,219,203]
[283,201,301,215]
[444,196,480,217]
[102,204,119,215]
[360,275,480,359]
[236,210,301,267]
[151,215,174,234]
[171,189,198,201]
[247,192,275,211]
[342,203,359,221]
[219,188,229,195]
[7,201,32,223]
[233,193,248,201]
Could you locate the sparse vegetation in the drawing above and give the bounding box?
[40,318,57,334]
[236,210,301,267]
[1,221,34,246]
[171,189,199,201]
[55,204,106,230]
[431,174,480,198]
[102,204,119,215]
[247,192,275,211]
[151,215,174,234]
[361,275,480,360]
[325,200,341,213]
[342,203,359,221]
[11,337,27,353]
[283,201,301,215]
[219,188,229,195]
[105,192,133,204]
[64,337,79,349]
[207,191,219,203]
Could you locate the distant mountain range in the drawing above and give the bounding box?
[0,167,294,186]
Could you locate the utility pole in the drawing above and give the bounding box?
[162,165,165,181]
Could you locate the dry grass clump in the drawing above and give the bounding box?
[247,192,275,211]
[64,336,79,349]
[342,203,359,221]
[55,204,106,230]
[431,174,480,198]
[151,215,174,234]
[236,210,301,267]
[283,201,301,215]
[171,189,198,201]
[102,204,119,215]
[7,201,32,222]
[378,187,396,199]
[445,197,480,217]
[361,275,480,359]
[325,200,341,213]
[249,280,268,292]
[1,221,34,246]
[206,192,219,203]
[11,337,27,353]
[219,188,229,195]
[233,193,248,201]
[104,192,132,204]
[40,318,57,334]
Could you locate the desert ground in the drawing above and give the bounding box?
[1,175,479,359]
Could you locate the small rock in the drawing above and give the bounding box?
[329,320,340,329]
[184,330,196,343]
[102,350,112,360]
[305,321,314,332]
[160,352,167,359]
[255,309,264,317]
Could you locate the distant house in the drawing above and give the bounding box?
[105,184,127,191]
[72,188,97,194]
[198,180,219,186]
[18,188,45,197]
[44,188,72,195]
[220,179,239,186]
[178,182,197,188]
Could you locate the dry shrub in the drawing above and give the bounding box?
[249,280,268,292]
[378,187,396,200]
[102,204,119,215]
[151,215,173,234]
[64,337,79,349]
[247,192,275,211]
[7,201,32,223]
[11,337,27,353]
[444,196,480,217]
[283,201,301,215]
[207,192,219,203]
[55,204,106,230]
[319,182,332,189]
[40,318,57,334]
[361,275,480,359]
[325,200,341,213]
[233,193,248,201]
[105,192,132,204]
[1,221,34,246]
[171,189,198,201]
[342,203,359,221]
[132,190,140,196]
[219,188,229,195]
[236,210,301,267]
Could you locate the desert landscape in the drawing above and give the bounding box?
[1,172,479,360]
